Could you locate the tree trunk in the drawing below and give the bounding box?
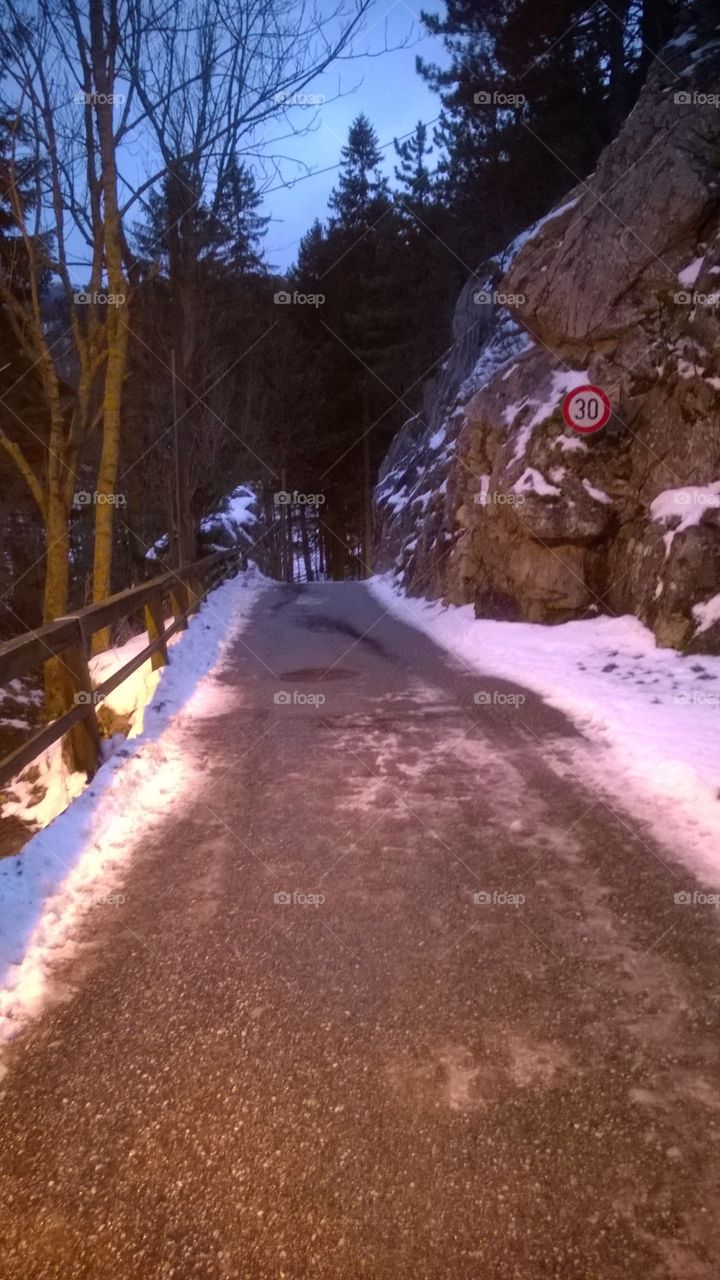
[280,466,293,583]
[43,483,72,719]
[166,170,198,567]
[299,504,313,582]
[170,344,193,567]
[640,0,675,73]
[90,0,130,650]
[92,306,128,648]
[362,385,373,578]
[262,487,278,579]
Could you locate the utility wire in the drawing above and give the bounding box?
[261,113,441,196]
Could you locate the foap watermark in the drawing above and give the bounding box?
[93,892,126,907]
[73,90,126,106]
[474,89,526,107]
[74,490,127,507]
[74,690,105,706]
[673,691,720,708]
[474,489,526,507]
[274,490,326,506]
[273,890,325,907]
[274,289,324,307]
[674,890,720,908]
[474,890,525,907]
[274,690,326,707]
[274,90,325,106]
[74,289,125,306]
[674,90,720,109]
[674,289,720,307]
[474,289,526,307]
[668,491,720,508]
[474,690,526,707]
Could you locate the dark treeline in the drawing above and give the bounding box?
[0,0,685,641]
[261,0,683,578]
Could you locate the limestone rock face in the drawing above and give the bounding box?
[374,19,720,653]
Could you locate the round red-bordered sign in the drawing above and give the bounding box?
[562,384,611,434]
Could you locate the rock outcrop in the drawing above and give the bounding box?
[375,18,720,653]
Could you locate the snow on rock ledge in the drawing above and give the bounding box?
[374,18,720,652]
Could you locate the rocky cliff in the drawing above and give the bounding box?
[375,18,720,653]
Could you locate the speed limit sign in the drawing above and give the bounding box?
[562,385,611,434]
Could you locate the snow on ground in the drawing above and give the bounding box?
[370,576,720,888]
[0,565,268,1046]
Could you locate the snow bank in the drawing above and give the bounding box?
[370,576,720,887]
[0,565,269,1045]
[3,632,163,833]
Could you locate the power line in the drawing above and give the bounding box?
[260,114,441,197]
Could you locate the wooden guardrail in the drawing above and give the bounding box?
[0,547,246,789]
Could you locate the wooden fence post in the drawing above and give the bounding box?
[170,580,189,630]
[59,621,103,777]
[144,591,168,669]
[188,578,202,614]
[0,549,241,789]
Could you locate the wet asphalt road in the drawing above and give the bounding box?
[1,580,720,1279]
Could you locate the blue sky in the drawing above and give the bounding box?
[65,1,450,281]
[261,0,450,271]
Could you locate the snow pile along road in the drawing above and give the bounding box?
[2,629,165,834]
[0,566,268,1045]
[370,576,720,887]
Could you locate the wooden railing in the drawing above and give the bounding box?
[0,547,246,789]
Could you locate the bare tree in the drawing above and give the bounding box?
[0,0,131,696]
[117,0,380,562]
[0,0,389,680]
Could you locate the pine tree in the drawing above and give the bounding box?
[212,156,269,274]
[328,114,391,231]
[394,121,433,212]
[295,219,327,286]
[133,156,268,277]
[418,0,682,265]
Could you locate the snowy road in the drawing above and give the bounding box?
[1,581,720,1278]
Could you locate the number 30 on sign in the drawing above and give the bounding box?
[562,385,611,434]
